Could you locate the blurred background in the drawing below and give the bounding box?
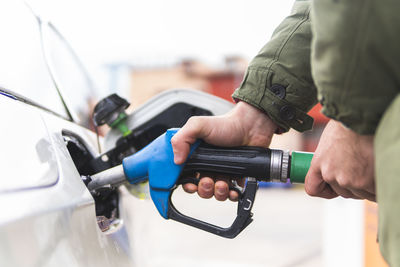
[1,0,385,266]
[26,0,295,101]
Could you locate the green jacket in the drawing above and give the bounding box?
[233,0,400,135]
[233,0,400,264]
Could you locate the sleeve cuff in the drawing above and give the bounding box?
[232,68,314,133]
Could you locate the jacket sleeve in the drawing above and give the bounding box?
[232,0,317,133]
[311,0,400,135]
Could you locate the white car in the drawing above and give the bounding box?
[0,2,233,266]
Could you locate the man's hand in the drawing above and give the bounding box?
[305,120,376,201]
[171,101,278,201]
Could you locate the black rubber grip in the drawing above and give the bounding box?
[182,144,271,181]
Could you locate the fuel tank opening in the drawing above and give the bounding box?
[62,130,121,232]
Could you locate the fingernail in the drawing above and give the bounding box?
[173,153,182,164]
[203,183,212,190]
[217,186,227,195]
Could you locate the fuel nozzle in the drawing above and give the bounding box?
[86,129,314,239]
[93,94,132,137]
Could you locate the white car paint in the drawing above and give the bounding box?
[0,95,133,267]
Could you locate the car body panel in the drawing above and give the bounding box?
[0,95,133,267]
[0,97,58,192]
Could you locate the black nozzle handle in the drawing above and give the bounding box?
[168,178,258,238]
[182,144,273,182]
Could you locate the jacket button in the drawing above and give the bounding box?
[319,96,326,105]
[280,105,295,121]
[270,84,286,99]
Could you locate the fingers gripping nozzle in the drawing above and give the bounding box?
[121,129,265,238]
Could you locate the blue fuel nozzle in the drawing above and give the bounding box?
[122,128,200,218]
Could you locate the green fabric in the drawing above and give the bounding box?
[233,0,317,132]
[311,0,400,135]
[235,0,400,135]
[233,0,400,261]
[375,94,400,266]
[312,0,400,261]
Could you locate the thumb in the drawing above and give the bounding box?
[171,117,212,164]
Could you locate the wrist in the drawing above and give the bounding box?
[234,101,278,131]
[233,101,278,146]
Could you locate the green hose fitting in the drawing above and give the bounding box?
[290,151,313,184]
[110,113,132,137]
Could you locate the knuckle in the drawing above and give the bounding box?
[323,175,335,184]
[320,166,333,183]
[336,175,350,188]
[186,116,202,127]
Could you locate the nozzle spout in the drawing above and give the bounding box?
[88,164,126,190]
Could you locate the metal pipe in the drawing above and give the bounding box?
[88,164,126,191]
